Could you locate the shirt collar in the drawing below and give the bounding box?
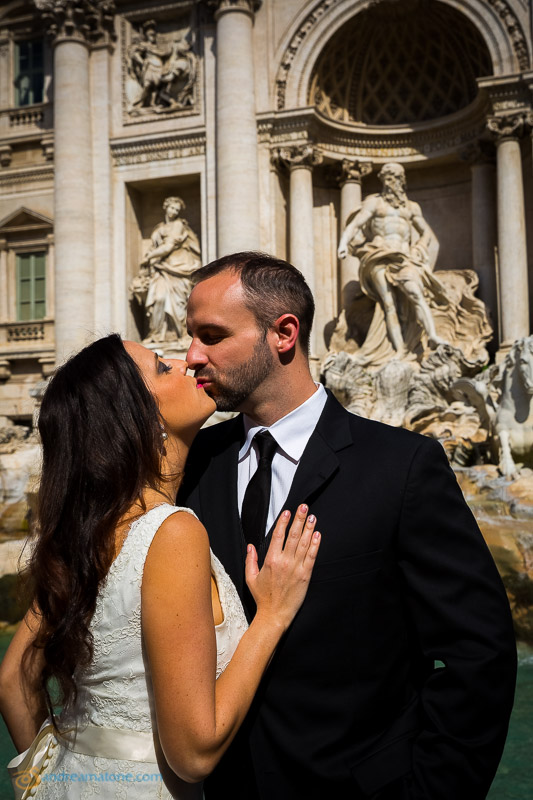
[239,383,327,464]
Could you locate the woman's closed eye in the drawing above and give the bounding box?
[157,360,172,374]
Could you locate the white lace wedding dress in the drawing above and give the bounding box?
[12,504,248,800]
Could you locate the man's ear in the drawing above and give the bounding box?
[272,313,299,354]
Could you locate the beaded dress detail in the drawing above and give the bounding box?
[26,504,248,799]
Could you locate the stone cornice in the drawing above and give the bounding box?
[110,131,206,166]
[0,165,54,187]
[258,93,491,162]
[34,0,116,47]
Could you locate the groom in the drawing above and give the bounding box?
[178,251,516,800]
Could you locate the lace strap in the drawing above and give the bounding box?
[110,504,198,583]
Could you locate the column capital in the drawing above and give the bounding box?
[209,0,261,22]
[487,110,533,143]
[272,144,323,172]
[337,159,372,186]
[458,140,495,166]
[34,0,116,47]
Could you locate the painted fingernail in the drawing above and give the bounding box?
[313,532,321,540]
[283,510,291,518]
[307,514,316,524]
[300,504,308,513]
[247,544,252,552]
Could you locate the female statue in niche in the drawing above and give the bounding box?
[130,196,201,344]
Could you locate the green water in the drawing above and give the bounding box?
[0,633,531,798]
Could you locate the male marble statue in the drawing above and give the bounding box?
[179,251,516,800]
[130,196,200,344]
[338,162,445,355]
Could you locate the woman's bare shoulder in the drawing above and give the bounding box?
[143,509,210,580]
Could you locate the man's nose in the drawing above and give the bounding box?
[186,339,208,370]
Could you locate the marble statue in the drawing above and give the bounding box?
[338,162,444,356]
[323,161,493,461]
[335,162,491,370]
[130,197,201,345]
[453,336,533,477]
[127,21,196,113]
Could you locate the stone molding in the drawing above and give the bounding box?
[487,110,533,142]
[275,0,340,111]
[485,0,530,72]
[34,0,116,47]
[271,143,323,171]
[338,158,372,185]
[0,166,54,188]
[111,131,206,166]
[258,94,489,162]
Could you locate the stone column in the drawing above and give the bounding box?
[212,0,261,256]
[90,36,115,332]
[0,239,8,321]
[337,159,372,308]
[272,144,323,357]
[34,0,115,363]
[487,113,530,349]
[461,143,498,340]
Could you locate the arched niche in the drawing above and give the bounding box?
[274,0,528,113]
[308,3,493,126]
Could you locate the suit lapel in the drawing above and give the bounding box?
[257,393,353,563]
[200,417,247,596]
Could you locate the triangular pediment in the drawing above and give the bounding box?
[0,207,53,235]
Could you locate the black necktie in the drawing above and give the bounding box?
[241,431,278,552]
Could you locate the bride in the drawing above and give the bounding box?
[0,334,321,798]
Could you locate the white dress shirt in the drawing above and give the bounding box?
[238,383,328,534]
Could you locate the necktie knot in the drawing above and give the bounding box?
[254,430,277,465]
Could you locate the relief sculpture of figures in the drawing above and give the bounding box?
[130,197,201,346]
[126,20,197,113]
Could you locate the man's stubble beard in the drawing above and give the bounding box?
[200,335,276,412]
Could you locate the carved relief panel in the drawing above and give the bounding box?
[121,12,199,123]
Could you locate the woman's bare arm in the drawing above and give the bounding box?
[0,608,47,752]
[142,506,319,783]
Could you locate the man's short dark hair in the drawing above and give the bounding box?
[193,252,315,354]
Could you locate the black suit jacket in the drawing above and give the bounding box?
[178,393,516,800]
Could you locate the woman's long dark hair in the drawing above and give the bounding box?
[24,334,165,725]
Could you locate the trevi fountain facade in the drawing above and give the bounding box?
[0,0,533,640]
